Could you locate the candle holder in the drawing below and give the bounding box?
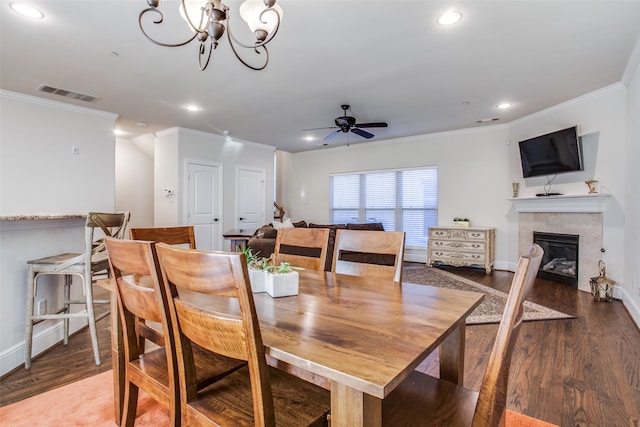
[589,261,615,302]
[512,182,520,198]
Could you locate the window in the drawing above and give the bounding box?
[330,167,438,247]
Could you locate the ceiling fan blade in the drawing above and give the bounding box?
[351,128,374,139]
[355,122,388,128]
[302,126,338,131]
[324,130,341,141]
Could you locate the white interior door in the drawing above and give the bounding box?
[187,161,222,250]
[237,167,265,231]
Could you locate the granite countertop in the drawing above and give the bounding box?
[0,214,86,221]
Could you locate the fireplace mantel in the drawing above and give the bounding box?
[509,194,611,213]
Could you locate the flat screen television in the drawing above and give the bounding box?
[518,126,583,178]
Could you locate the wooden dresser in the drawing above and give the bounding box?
[427,226,495,274]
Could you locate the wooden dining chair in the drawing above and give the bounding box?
[332,229,406,283]
[129,226,197,353]
[104,237,246,427]
[130,226,196,249]
[25,211,130,369]
[382,244,544,427]
[273,227,330,271]
[155,243,331,426]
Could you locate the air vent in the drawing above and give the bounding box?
[475,117,500,123]
[36,84,100,103]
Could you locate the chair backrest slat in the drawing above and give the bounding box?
[130,226,196,249]
[332,229,406,283]
[273,227,330,271]
[472,243,543,426]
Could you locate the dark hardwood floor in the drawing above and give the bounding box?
[2,266,639,426]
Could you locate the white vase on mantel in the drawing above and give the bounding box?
[265,271,299,298]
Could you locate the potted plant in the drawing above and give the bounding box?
[241,245,271,293]
[265,262,300,297]
[453,217,470,227]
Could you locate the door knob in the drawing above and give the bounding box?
[213,218,219,222]
[239,217,245,221]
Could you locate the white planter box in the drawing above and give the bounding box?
[249,268,266,293]
[265,271,299,297]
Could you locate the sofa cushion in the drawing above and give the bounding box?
[292,220,308,228]
[254,224,278,239]
[273,218,294,229]
[347,222,385,231]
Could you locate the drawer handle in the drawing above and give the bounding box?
[472,244,480,248]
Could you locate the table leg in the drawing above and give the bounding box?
[439,321,465,386]
[330,382,381,427]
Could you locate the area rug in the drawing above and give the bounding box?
[0,370,558,426]
[402,265,574,324]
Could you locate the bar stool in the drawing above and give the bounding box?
[24,211,130,369]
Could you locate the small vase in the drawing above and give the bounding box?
[265,271,299,297]
[512,182,520,198]
[249,268,266,293]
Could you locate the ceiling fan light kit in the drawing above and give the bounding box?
[139,0,282,71]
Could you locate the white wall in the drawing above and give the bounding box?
[279,126,511,265]
[623,51,640,325]
[154,127,276,246]
[115,136,154,228]
[0,90,117,375]
[1,91,117,215]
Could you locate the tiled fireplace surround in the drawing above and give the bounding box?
[514,194,610,293]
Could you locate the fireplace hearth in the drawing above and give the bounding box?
[533,231,579,287]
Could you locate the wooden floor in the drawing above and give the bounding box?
[1,266,639,426]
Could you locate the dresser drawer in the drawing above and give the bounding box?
[429,250,487,263]
[429,239,486,252]
[429,228,487,241]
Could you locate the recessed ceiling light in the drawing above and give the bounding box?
[114,129,126,136]
[497,102,512,110]
[185,105,201,112]
[304,136,315,141]
[437,10,462,26]
[9,3,44,19]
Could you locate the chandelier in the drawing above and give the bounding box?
[139,0,282,71]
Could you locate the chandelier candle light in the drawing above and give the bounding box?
[139,0,282,70]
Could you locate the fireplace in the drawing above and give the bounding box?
[533,231,579,287]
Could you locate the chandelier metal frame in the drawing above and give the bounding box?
[139,0,281,71]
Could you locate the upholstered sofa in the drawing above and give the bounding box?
[247,220,386,271]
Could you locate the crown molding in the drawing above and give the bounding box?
[508,83,625,128]
[0,89,119,120]
[622,36,640,86]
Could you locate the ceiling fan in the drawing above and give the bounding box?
[307,105,388,141]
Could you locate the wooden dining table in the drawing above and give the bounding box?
[99,268,483,427]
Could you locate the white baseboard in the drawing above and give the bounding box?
[0,317,88,377]
[618,287,640,328]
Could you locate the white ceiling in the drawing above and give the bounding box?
[2,0,640,153]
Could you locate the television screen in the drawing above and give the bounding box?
[518,126,583,178]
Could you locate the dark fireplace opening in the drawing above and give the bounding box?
[533,231,579,287]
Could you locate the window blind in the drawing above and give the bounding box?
[330,167,438,248]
